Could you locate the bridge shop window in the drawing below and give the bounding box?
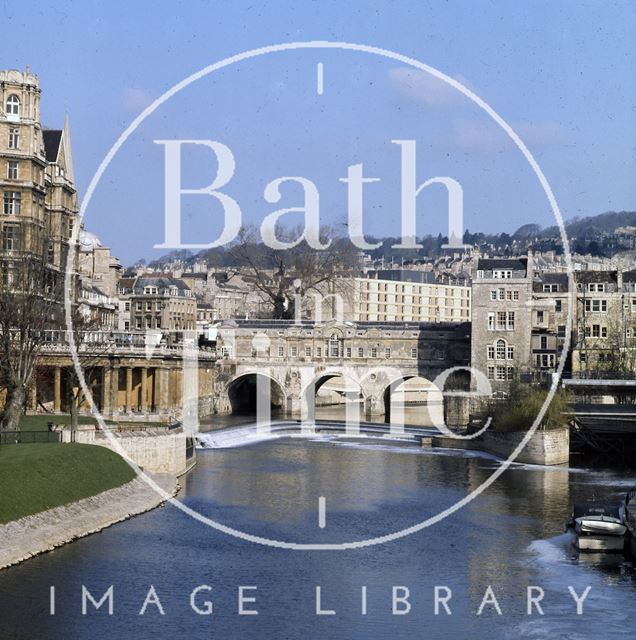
[304,346,311,357]
[357,347,364,358]
[277,346,284,357]
[410,348,417,359]
[328,334,342,358]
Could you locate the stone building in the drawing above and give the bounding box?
[571,269,635,375]
[530,271,570,376]
[0,68,80,289]
[470,256,533,389]
[125,275,197,332]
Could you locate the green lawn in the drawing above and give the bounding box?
[18,415,113,431]
[0,443,136,523]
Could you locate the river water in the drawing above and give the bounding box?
[1,413,635,639]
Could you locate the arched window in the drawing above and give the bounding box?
[495,339,506,360]
[6,95,20,118]
[328,333,341,358]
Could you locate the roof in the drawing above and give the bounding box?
[133,276,192,296]
[573,270,617,284]
[477,258,528,272]
[623,269,636,283]
[42,129,62,162]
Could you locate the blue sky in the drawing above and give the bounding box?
[2,0,635,263]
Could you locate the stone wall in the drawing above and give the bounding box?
[432,425,570,466]
[68,428,189,476]
[0,475,176,571]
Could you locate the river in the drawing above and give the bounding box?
[0,413,635,639]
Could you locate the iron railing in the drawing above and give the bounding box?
[0,430,62,445]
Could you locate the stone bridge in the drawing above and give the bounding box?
[212,320,472,424]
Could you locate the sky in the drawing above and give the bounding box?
[2,0,635,264]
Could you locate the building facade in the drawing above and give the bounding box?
[0,68,80,291]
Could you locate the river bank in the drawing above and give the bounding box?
[0,473,177,571]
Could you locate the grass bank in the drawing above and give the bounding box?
[0,443,136,523]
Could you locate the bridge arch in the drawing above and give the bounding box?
[300,368,366,422]
[226,371,286,416]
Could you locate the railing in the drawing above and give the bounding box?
[0,430,62,445]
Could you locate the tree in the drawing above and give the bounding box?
[0,257,63,430]
[62,303,113,432]
[228,225,361,320]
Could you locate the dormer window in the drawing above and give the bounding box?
[6,95,20,120]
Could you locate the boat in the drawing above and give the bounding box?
[566,503,627,552]
[624,486,636,557]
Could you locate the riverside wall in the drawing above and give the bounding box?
[432,425,570,466]
[0,474,177,571]
[66,427,192,476]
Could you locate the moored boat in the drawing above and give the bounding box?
[567,503,627,552]
[624,486,636,557]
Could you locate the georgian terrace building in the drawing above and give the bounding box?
[118,275,197,333]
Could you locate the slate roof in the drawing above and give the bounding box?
[477,258,528,272]
[42,129,62,162]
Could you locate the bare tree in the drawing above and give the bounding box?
[0,257,62,430]
[229,225,361,319]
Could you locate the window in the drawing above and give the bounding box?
[494,339,505,359]
[221,346,232,357]
[8,128,19,149]
[3,191,21,215]
[536,310,544,324]
[47,242,55,264]
[540,336,548,350]
[487,345,495,360]
[513,291,519,300]
[135,318,142,329]
[385,347,391,358]
[555,300,562,312]
[2,224,18,250]
[497,311,507,330]
[135,301,142,311]
[488,312,495,331]
[493,270,512,279]
[329,334,340,357]
[7,161,18,180]
[146,301,152,311]
[490,290,497,301]
[371,347,378,358]
[601,326,607,338]
[557,325,566,338]
[6,95,20,119]
[316,347,322,357]
[592,325,600,338]
[410,348,417,359]
[498,288,505,300]
[290,346,297,357]
[507,312,515,330]
[585,299,607,313]
[487,366,495,380]
[305,346,311,357]
[496,365,507,381]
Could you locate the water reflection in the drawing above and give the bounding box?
[0,433,635,640]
